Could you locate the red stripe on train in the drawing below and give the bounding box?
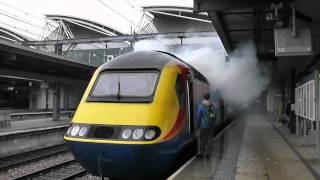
[162,108,186,141]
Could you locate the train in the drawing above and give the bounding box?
[64,51,234,179]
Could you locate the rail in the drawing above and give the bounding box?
[0,144,69,171]
[13,159,86,180]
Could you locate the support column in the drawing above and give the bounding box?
[55,44,62,55]
[304,118,307,136]
[315,70,320,159]
[290,69,296,134]
[53,44,62,121]
[46,88,49,110]
[281,81,285,115]
[53,82,61,121]
[178,36,184,46]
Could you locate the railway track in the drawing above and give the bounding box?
[0,144,69,171]
[13,159,86,180]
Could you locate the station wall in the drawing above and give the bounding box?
[29,82,86,110]
[267,86,278,112]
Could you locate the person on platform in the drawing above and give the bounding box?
[196,93,216,156]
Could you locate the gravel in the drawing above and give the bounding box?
[0,152,74,180]
[74,174,102,180]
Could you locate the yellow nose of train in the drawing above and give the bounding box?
[65,51,187,144]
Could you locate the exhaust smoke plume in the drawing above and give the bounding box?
[133,38,269,106]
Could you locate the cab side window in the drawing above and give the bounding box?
[175,74,186,109]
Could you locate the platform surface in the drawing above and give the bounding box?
[0,117,70,135]
[173,113,316,180]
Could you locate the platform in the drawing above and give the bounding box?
[172,113,317,180]
[0,117,70,158]
[0,117,70,136]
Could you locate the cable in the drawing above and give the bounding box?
[0,0,45,22]
[0,1,56,40]
[122,0,151,33]
[121,0,156,34]
[123,0,143,15]
[0,11,44,30]
[0,21,42,38]
[97,0,153,35]
[0,8,45,29]
[97,0,136,25]
[96,0,174,53]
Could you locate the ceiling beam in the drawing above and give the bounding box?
[22,31,218,46]
[208,11,233,53]
[0,68,90,83]
[193,0,293,11]
[0,39,93,69]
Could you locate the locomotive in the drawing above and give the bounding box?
[64,51,231,179]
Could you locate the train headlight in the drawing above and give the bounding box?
[79,127,88,137]
[66,126,72,135]
[121,129,132,139]
[132,129,144,140]
[71,125,80,137]
[144,129,156,140]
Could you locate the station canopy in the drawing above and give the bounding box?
[0,1,224,68]
[14,4,224,67]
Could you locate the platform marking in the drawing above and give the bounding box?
[0,124,69,137]
[167,119,240,180]
[167,155,196,180]
[269,119,320,180]
[212,119,238,141]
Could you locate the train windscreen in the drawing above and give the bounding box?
[91,71,158,99]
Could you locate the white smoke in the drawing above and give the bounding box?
[133,38,269,106]
[133,39,170,52]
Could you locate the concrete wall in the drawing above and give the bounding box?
[61,84,86,109]
[267,86,278,112]
[0,126,67,157]
[29,82,86,110]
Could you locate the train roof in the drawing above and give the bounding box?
[100,51,208,83]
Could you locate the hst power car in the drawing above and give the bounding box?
[64,51,230,179]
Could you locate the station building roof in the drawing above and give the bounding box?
[45,14,124,39]
[0,38,95,80]
[0,27,30,42]
[142,5,214,33]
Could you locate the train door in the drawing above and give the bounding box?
[176,74,194,135]
[187,76,195,134]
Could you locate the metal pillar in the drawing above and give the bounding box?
[315,70,320,159]
[303,118,307,136]
[53,44,62,121]
[55,44,62,55]
[178,36,184,45]
[290,69,296,134]
[281,81,285,115]
[53,82,61,121]
[46,88,49,110]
